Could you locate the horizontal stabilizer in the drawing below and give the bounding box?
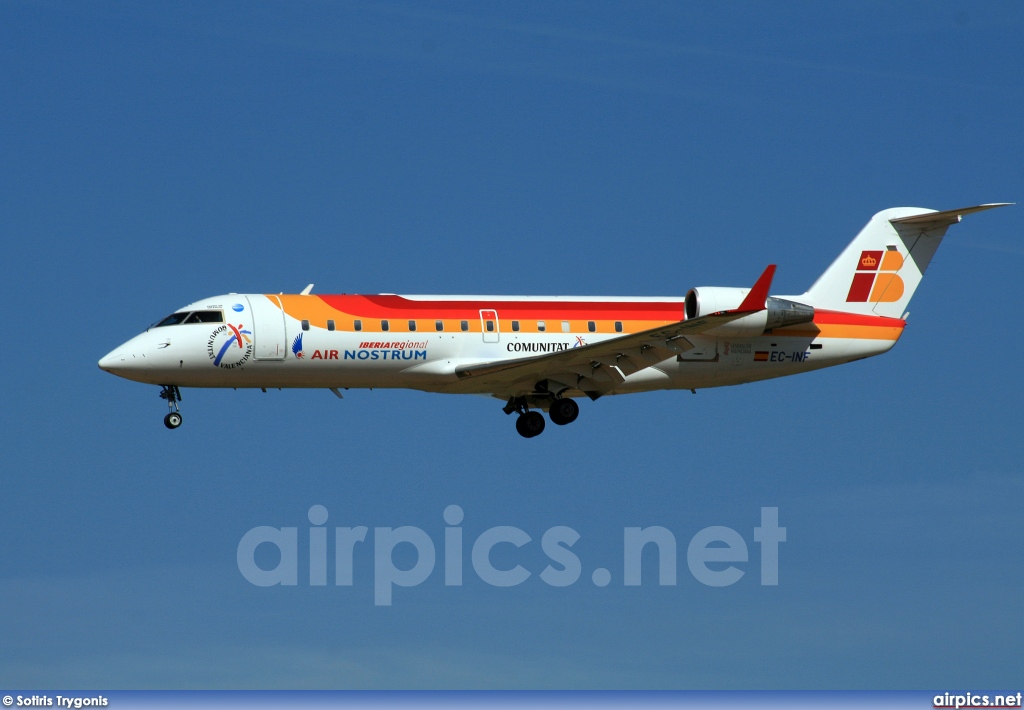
[889,203,1012,230]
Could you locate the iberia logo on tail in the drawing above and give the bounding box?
[846,247,905,303]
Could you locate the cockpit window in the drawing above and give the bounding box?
[155,310,224,327]
[186,310,224,323]
[155,312,191,327]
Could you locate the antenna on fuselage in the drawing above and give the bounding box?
[300,284,314,295]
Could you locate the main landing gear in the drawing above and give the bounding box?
[159,385,183,429]
[548,398,579,426]
[506,396,580,438]
[515,411,546,438]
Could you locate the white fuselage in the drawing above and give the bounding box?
[98,293,901,399]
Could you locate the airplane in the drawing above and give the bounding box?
[99,203,1009,437]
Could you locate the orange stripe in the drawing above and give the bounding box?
[817,324,903,340]
[274,296,677,334]
[814,310,906,327]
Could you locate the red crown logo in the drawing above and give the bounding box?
[861,255,877,268]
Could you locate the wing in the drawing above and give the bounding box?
[454,310,749,400]
[454,266,776,400]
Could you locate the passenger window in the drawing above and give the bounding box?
[512,320,520,332]
[485,320,495,332]
[301,320,310,331]
[327,320,335,331]
[409,320,417,331]
[588,321,596,333]
[562,321,570,333]
[538,321,546,332]
[460,320,469,332]
[615,321,623,333]
[381,320,390,331]
[354,320,362,332]
[435,320,444,331]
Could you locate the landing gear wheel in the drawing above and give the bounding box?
[164,412,183,429]
[549,398,579,426]
[516,411,546,438]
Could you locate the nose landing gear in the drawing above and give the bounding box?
[159,385,183,429]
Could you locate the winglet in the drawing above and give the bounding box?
[300,284,314,295]
[734,265,776,312]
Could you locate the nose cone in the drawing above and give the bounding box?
[99,330,180,384]
[98,347,128,374]
[99,331,154,379]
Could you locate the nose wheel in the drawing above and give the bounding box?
[159,385,183,430]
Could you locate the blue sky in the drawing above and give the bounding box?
[1,0,1022,689]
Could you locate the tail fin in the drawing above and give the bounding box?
[802,203,1010,318]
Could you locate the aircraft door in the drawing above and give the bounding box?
[480,309,499,343]
[246,295,288,360]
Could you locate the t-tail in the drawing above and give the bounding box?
[801,203,1011,318]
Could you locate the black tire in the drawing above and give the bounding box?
[549,398,579,426]
[515,411,546,438]
[164,412,183,429]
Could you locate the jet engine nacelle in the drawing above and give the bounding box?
[685,287,748,319]
[685,287,814,337]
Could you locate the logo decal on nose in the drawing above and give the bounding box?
[207,324,253,368]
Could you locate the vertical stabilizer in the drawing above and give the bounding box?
[802,204,1010,318]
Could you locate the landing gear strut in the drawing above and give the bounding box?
[159,385,183,429]
[506,396,546,438]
